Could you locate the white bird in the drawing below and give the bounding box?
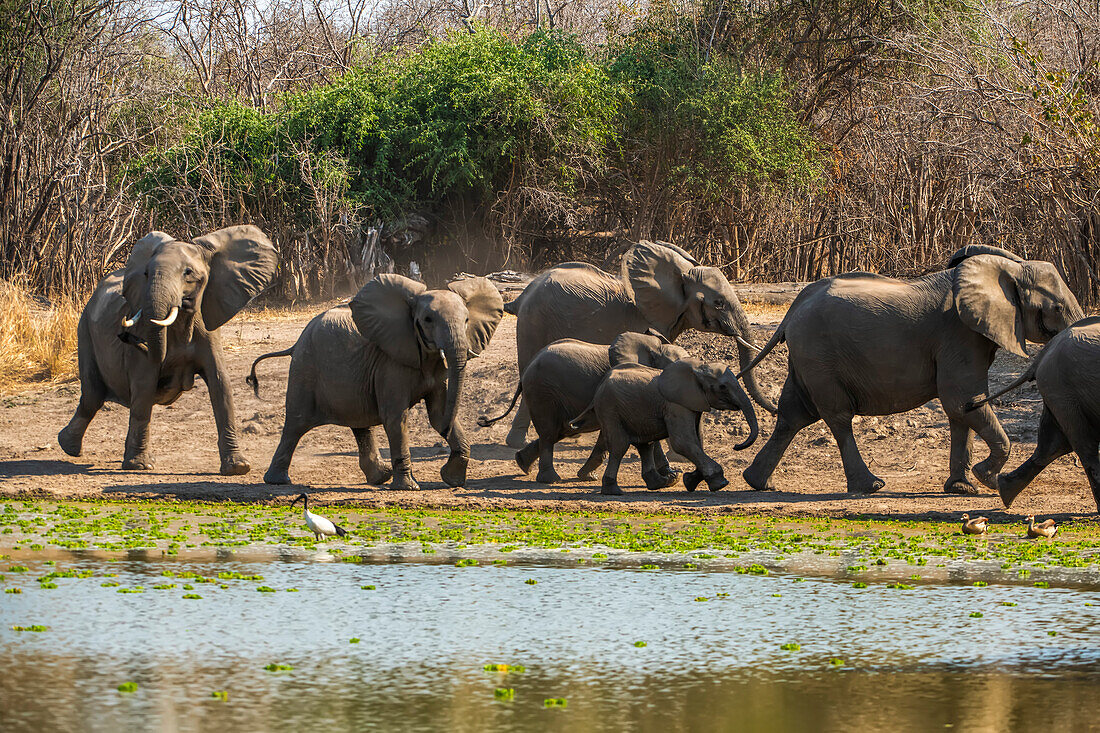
[290,493,347,541]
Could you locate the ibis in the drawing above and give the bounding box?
[961,514,989,535]
[290,493,348,541]
[1026,515,1057,539]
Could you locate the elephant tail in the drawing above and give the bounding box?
[477,383,523,427]
[734,322,787,395]
[965,349,1045,412]
[245,347,295,398]
[568,404,597,432]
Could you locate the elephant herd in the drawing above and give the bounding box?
[57,226,1100,511]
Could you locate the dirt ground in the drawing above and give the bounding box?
[0,289,1095,521]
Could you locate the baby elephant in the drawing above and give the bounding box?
[572,358,758,495]
[968,316,1100,510]
[479,331,687,486]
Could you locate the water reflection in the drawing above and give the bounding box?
[2,560,1100,732]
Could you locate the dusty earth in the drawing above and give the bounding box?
[0,288,1096,521]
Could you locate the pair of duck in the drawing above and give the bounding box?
[961,514,1057,538]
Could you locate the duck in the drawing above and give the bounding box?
[290,493,347,541]
[1026,515,1057,539]
[961,514,989,535]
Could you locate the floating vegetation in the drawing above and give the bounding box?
[38,581,57,589]
[455,559,479,567]
[694,596,708,602]
[683,563,697,569]
[1049,631,1059,636]
[101,581,119,587]
[524,578,537,585]
[5,588,21,594]
[182,594,202,599]
[781,643,801,651]
[828,657,845,666]
[886,583,915,590]
[1034,582,1051,588]
[484,664,525,673]
[11,625,47,632]
[970,612,984,618]
[117,682,138,693]
[361,585,376,590]
[494,688,515,701]
[973,581,988,587]
[634,641,647,648]
[264,663,293,672]
[1001,602,1018,607]
[640,564,659,570]
[852,582,868,588]
[256,586,276,593]
[210,691,229,702]
[349,638,360,644]
[152,584,176,590]
[117,587,143,594]
[8,565,27,572]
[543,698,568,708]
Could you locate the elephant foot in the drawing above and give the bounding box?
[57,426,82,457]
[576,468,599,481]
[706,472,729,492]
[536,468,562,484]
[391,475,421,491]
[505,427,529,450]
[683,470,704,492]
[220,453,251,476]
[600,478,623,496]
[360,462,393,486]
[263,466,291,485]
[944,478,982,496]
[122,454,155,471]
[846,475,885,494]
[742,465,775,491]
[515,445,537,474]
[441,455,469,488]
[996,473,1026,508]
[972,461,1002,492]
[642,469,668,491]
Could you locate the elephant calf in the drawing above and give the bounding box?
[571,358,758,496]
[59,226,277,474]
[478,331,688,486]
[250,274,503,490]
[968,316,1100,511]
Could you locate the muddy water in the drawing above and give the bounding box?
[2,557,1100,732]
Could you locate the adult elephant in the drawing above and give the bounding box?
[58,225,277,474]
[251,275,503,489]
[738,245,1083,495]
[503,240,772,448]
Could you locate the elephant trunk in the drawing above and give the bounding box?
[726,305,777,414]
[734,391,759,451]
[440,339,468,438]
[143,273,179,367]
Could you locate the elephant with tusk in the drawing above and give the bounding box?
[249,274,504,490]
[502,240,773,449]
[58,225,278,474]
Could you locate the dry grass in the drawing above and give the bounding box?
[0,280,81,396]
[742,300,790,318]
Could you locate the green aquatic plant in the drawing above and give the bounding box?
[852,582,868,588]
[1034,582,1051,588]
[683,563,697,569]
[970,612,984,618]
[8,565,28,572]
[264,663,293,672]
[152,584,176,590]
[886,583,914,590]
[182,593,202,599]
[973,581,988,587]
[694,596,709,602]
[117,682,138,693]
[5,587,21,594]
[525,578,538,585]
[484,663,525,673]
[38,581,57,589]
[349,637,361,644]
[828,657,845,666]
[544,698,567,708]
[361,585,376,590]
[1048,630,1058,636]
[211,691,229,701]
[640,564,659,570]
[256,586,276,593]
[1001,601,1018,607]
[455,559,479,567]
[117,587,143,594]
[781,643,801,651]
[11,625,48,632]
[101,581,119,587]
[634,641,647,647]
[494,688,515,701]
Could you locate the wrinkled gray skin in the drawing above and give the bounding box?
[504,240,772,449]
[740,245,1084,496]
[250,275,503,490]
[966,316,1100,511]
[58,226,277,474]
[478,331,688,485]
[571,358,759,496]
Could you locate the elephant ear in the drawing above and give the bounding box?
[351,274,427,368]
[621,241,697,336]
[447,277,504,356]
[954,255,1028,357]
[193,225,278,331]
[609,332,662,366]
[657,358,711,413]
[122,231,175,310]
[947,245,1023,269]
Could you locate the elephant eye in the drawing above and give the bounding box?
[713,298,726,310]
[183,267,194,278]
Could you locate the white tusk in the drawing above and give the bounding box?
[467,349,478,359]
[735,335,759,352]
[439,349,448,368]
[150,306,179,327]
[121,309,141,328]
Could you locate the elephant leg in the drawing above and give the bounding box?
[515,439,539,474]
[426,390,469,488]
[950,401,1010,491]
[59,361,106,458]
[668,413,727,492]
[743,377,818,491]
[383,411,419,490]
[535,436,562,484]
[944,420,979,495]
[821,413,883,494]
[998,406,1071,508]
[653,442,679,484]
[122,396,156,471]
[639,442,671,491]
[264,421,309,485]
[577,432,607,481]
[600,429,628,496]
[352,427,392,485]
[199,343,249,475]
[1040,406,1100,511]
[505,398,531,449]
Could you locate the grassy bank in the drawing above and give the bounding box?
[0,282,80,396]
